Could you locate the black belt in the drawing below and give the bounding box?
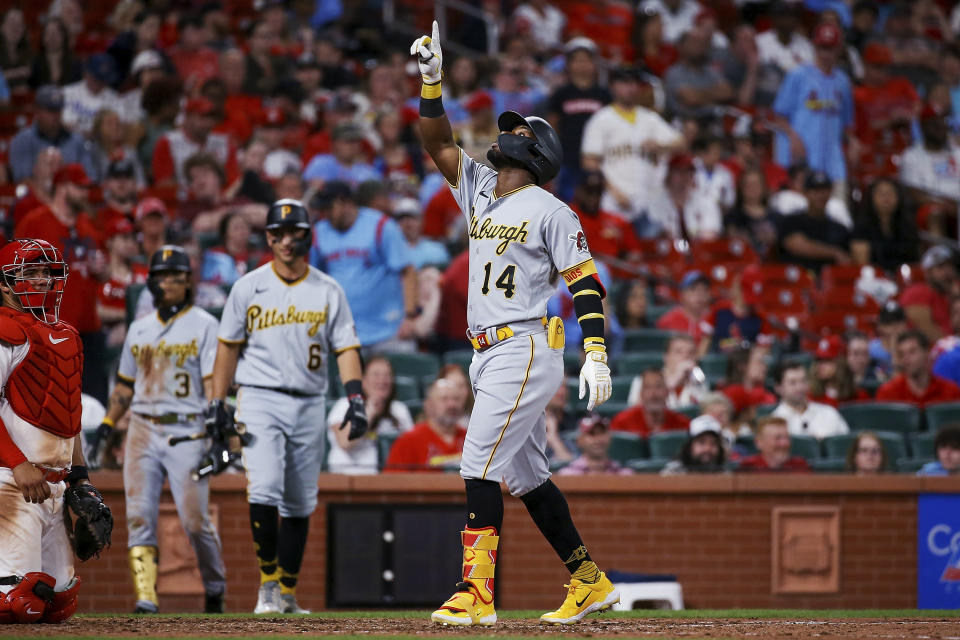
[135,412,200,424]
[244,385,321,398]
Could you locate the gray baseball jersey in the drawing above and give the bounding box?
[449,149,595,333]
[118,306,219,416]
[218,262,360,395]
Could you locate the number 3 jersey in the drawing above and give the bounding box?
[118,305,218,417]
[449,149,596,333]
[218,262,360,395]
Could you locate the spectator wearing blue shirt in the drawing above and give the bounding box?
[200,211,262,286]
[917,426,960,476]
[301,121,381,188]
[932,298,960,387]
[771,23,853,184]
[488,57,548,118]
[393,197,450,269]
[309,181,420,354]
[10,85,91,182]
[548,260,623,357]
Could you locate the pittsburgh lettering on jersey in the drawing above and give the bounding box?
[469,216,530,255]
[131,339,198,367]
[246,304,328,336]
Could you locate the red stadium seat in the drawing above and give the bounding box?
[758,288,808,314]
[752,263,814,289]
[815,288,880,314]
[808,310,870,336]
[821,264,878,290]
[691,237,757,264]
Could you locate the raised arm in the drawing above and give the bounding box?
[411,21,461,186]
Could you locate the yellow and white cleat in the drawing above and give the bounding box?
[431,583,497,626]
[540,572,619,625]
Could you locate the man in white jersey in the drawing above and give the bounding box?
[412,21,617,627]
[96,245,226,613]
[580,65,685,222]
[210,198,367,614]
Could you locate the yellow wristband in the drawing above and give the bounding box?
[421,82,442,99]
[584,342,606,354]
[102,417,115,428]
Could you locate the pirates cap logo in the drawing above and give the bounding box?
[281,205,292,219]
[161,248,172,261]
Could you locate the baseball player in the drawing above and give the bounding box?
[0,239,110,623]
[95,245,226,614]
[411,23,617,626]
[209,198,367,614]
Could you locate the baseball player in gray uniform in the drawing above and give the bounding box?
[412,22,617,627]
[98,245,226,614]
[209,199,367,615]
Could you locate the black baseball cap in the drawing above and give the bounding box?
[877,300,906,325]
[106,158,136,179]
[311,180,353,208]
[609,65,641,82]
[804,170,832,190]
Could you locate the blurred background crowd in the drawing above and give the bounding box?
[2,0,960,477]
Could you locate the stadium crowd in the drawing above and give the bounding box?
[2,0,960,476]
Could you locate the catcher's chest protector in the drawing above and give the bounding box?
[0,308,82,438]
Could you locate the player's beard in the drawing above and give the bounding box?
[487,146,529,172]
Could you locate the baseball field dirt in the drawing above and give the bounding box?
[3,610,960,639]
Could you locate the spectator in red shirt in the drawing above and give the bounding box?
[98,216,147,348]
[876,330,960,408]
[657,269,711,348]
[95,158,139,233]
[610,369,691,437]
[385,379,468,472]
[571,170,642,278]
[901,245,959,342]
[152,96,238,188]
[433,250,469,353]
[14,163,107,402]
[179,152,266,234]
[809,335,871,407]
[722,343,777,417]
[167,12,219,90]
[134,197,170,263]
[738,416,811,472]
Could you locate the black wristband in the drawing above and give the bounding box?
[66,465,89,485]
[344,379,363,398]
[420,96,445,118]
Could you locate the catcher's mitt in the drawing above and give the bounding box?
[63,482,113,561]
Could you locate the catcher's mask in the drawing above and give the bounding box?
[0,239,69,324]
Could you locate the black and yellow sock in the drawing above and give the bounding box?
[250,503,279,584]
[520,480,601,584]
[278,516,310,595]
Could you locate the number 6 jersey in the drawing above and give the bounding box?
[449,149,596,333]
[118,305,219,417]
[218,262,360,395]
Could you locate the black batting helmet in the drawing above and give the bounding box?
[265,198,312,257]
[147,245,192,306]
[496,111,563,185]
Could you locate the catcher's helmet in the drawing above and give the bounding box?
[147,245,192,306]
[265,198,312,257]
[496,111,563,185]
[0,239,68,324]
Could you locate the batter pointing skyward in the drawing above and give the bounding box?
[412,20,618,627]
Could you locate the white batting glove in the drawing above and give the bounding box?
[579,351,612,411]
[409,20,443,84]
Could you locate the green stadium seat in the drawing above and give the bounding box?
[126,282,145,326]
[674,404,700,419]
[377,432,399,469]
[838,402,922,434]
[924,401,960,433]
[648,431,689,459]
[442,350,474,375]
[565,377,581,410]
[596,401,629,418]
[403,399,424,421]
[610,375,633,403]
[196,231,220,252]
[622,328,677,352]
[627,457,669,473]
[617,352,664,376]
[823,430,907,464]
[860,378,881,398]
[790,434,822,460]
[734,434,757,456]
[896,457,931,473]
[563,351,582,375]
[385,352,440,379]
[755,403,777,418]
[549,459,570,472]
[811,458,847,472]
[910,431,936,459]
[608,432,649,463]
[392,376,421,401]
[646,305,673,325]
[698,353,728,387]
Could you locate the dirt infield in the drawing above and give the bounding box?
[5,614,960,640]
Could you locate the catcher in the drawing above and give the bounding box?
[0,239,112,624]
